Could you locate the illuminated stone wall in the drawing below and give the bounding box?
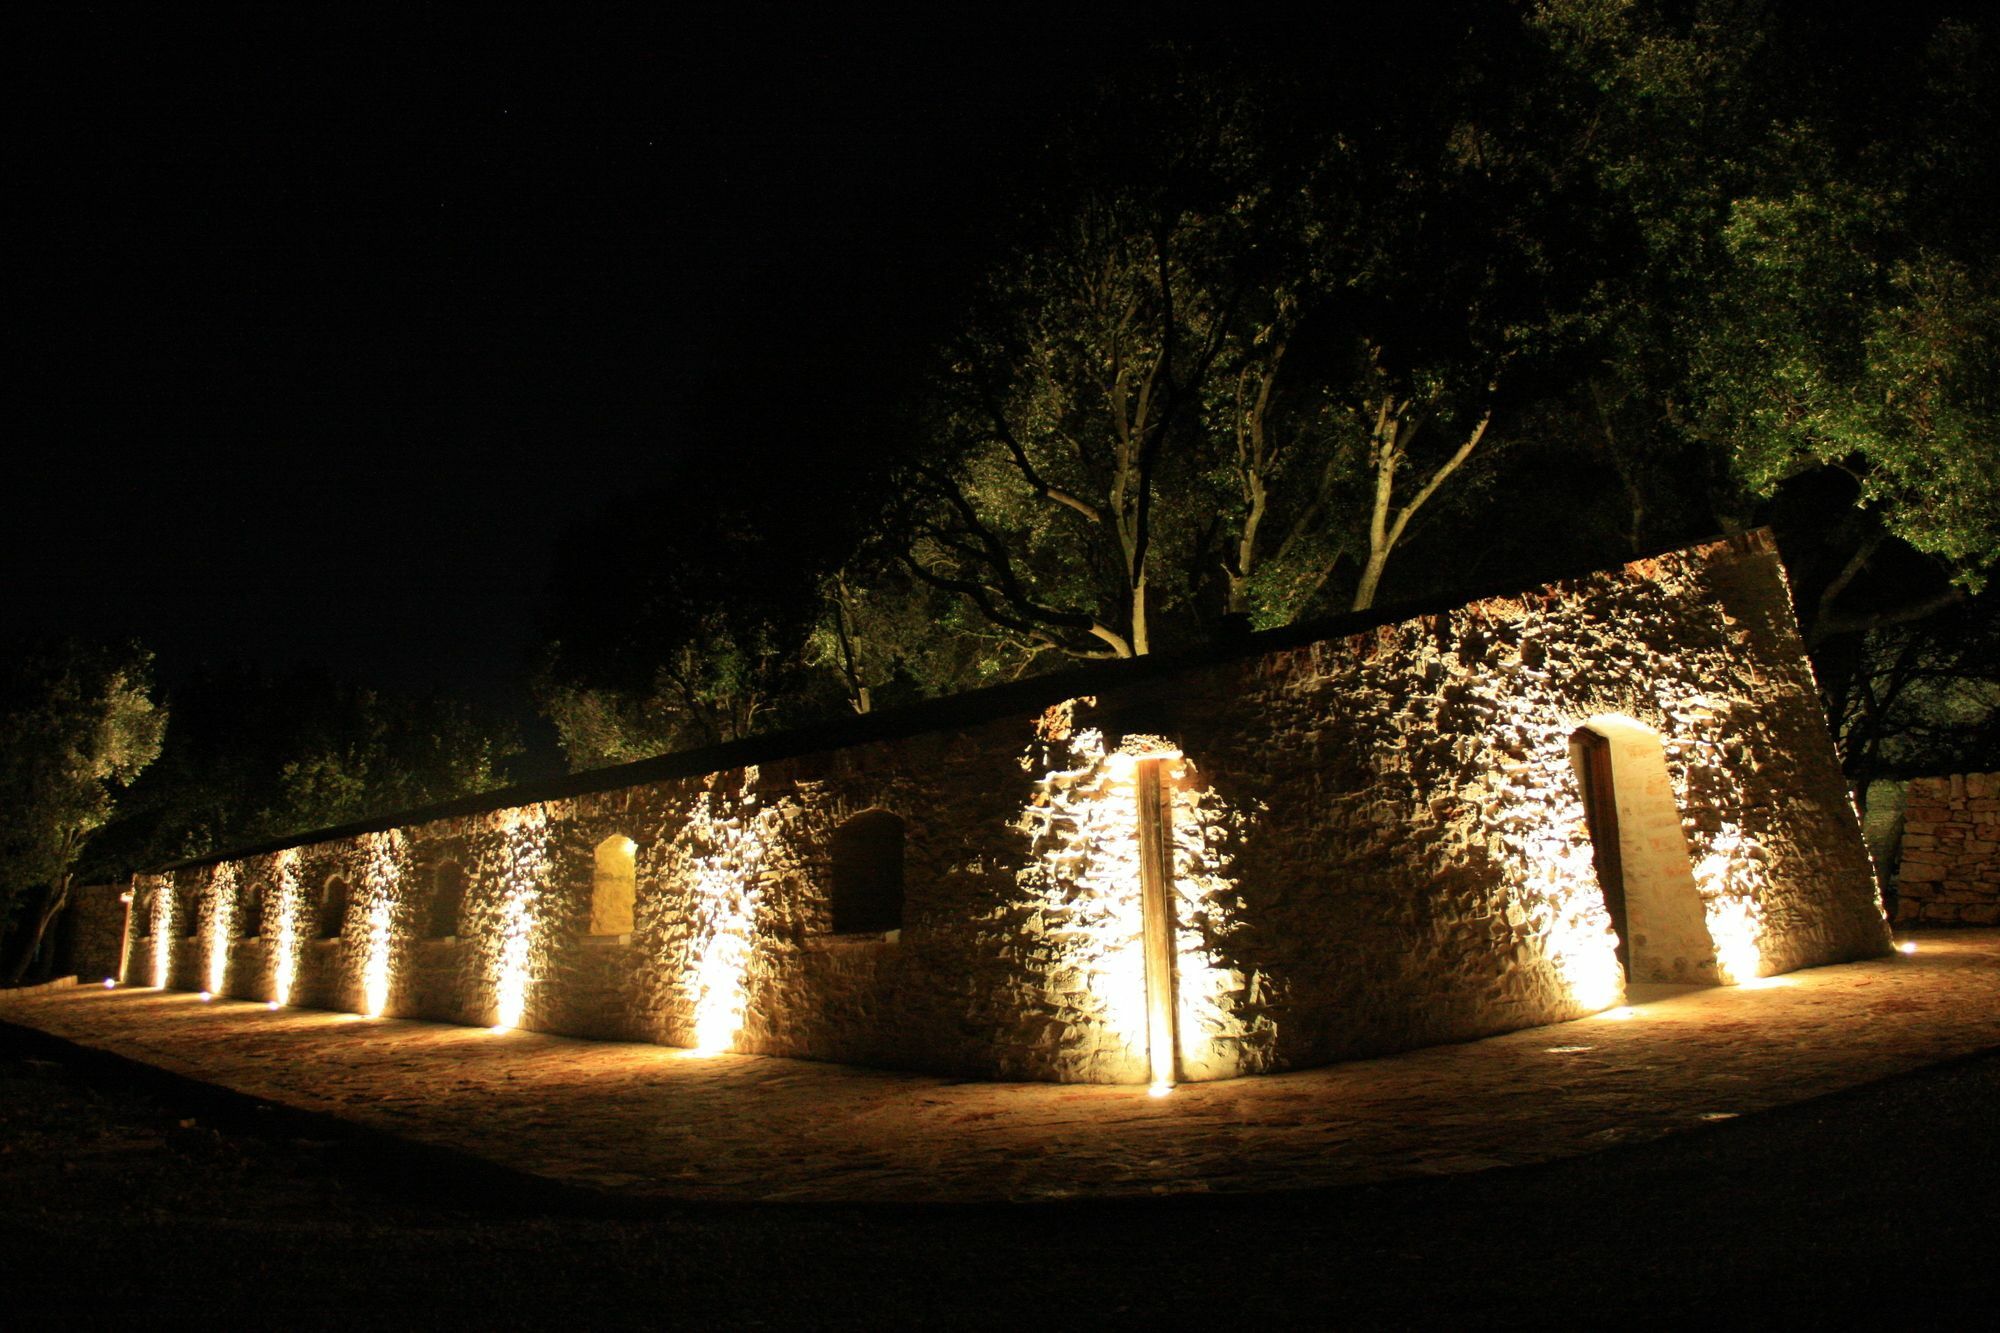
[116,532,1889,1082]
[52,882,128,983]
[1894,773,2000,925]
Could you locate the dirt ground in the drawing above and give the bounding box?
[3,1019,1994,1328]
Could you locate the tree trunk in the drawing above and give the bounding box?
[6,875,72,985]
[1351,548,1392,612]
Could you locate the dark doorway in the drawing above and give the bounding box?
[1571,728,1630,969]
[1569,717,1723,987]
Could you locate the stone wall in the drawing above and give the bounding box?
[119,533,1889,1083]
[1894,773,2000,926]
[53,882,128,983]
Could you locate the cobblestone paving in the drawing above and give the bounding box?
[6,930,1996,1204]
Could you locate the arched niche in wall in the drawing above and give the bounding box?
[1570,716,1721,986]
[237,881,267,938]
[829,809,905,935]
[590,835,637,937]
[317,875,351,941]
[427,861,468,939]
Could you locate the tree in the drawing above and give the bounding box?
[535,477,831,770]
[805,561,1026,716]
[1519,1,2000,787]
[260,687,517,832]
[1533,0,2000,618]
[1824,594,2000,788]
[79,669,518,878]
[908,188,1240,660]
[910,34,1608,658]
[0,642,165,982]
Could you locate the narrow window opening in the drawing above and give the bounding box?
[590,835,637,937]
[427,862,467,939]
[317,875,350,941]
[237,882,266,938]
[180,890,200,939]
[829,809,904,935]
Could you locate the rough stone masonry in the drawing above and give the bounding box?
[1894,772,2000,926]
[115,531,1891,1084]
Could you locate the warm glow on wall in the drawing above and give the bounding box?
[362,898,394,1018]
[271,848,302,1007]
[1016,708,1264,1085]
[1693,824,1769,983]
[1548,824,1627,1012]
[488,806,552,1031]
[150,878,173,988]
[683,770,768,1054]
[207,863,238,995]
[360,831,403,1019]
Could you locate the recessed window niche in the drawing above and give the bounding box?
[237,882,266,938]
[829,809,905,936]
[427,862,467,939]
[590,835,637,938]
[317,875,351,941]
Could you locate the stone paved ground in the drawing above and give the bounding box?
[5,929,1996,1205]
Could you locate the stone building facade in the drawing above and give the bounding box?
[1893,773,2000,926]
[118,532,1891,1085]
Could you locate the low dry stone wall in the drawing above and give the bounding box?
[117,533,1888,1083]
[1894,773,2000,926]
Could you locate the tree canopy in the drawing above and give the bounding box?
[516,3,2000,792]
[0,642,166,979]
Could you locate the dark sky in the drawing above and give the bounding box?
[12,8,1122,713]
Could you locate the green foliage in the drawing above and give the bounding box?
[910,36,1619,651]
[914,188,1246,658]
[535,476,831,769]
[0,642,165,972]
[79,671,517,877]
[1703,208,2000,586]
[526,8,1994,764]
[1826,596,2000,780]
[262,689,515,832]
[1536,0,2000,595]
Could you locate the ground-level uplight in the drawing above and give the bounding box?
[1898,940,1918,955]
[102,978,116,989]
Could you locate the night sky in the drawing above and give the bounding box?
[13,9,1127,713]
